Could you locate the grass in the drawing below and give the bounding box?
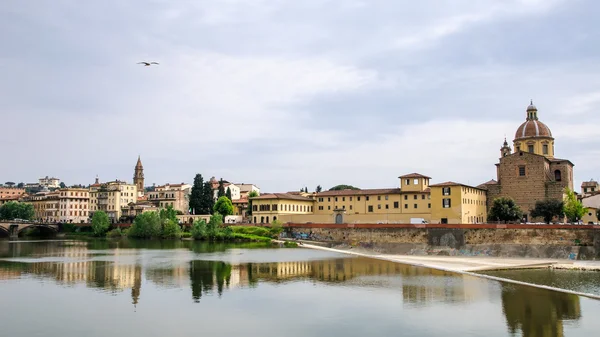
[231,233,272,243]
[229,226,282,239]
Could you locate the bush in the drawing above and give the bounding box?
[107,228,124,238]
[283,241,298,248]
[162,219,182,239]
[91,211,110,237]
[181,232,192,239]
[129,212,162,238]
[230,226,272,237]
[61,223,77,233]
[232,233,272,243]
[191,219,208,239]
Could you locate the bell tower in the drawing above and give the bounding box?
[133,156,144,195]
[500,137,512,157]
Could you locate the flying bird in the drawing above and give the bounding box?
[137,62,159,66]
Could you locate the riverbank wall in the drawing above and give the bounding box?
[283,223,600,260]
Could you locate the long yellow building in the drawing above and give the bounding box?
[250,173,485,224]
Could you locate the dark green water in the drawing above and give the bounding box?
[1,239,599,337]
[480,268,600,296]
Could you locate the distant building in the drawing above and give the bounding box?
[237,184,260,199]
[581,180,599,197]
[133,156,144,197]
[58,188,89,223]
[120,203,159,223]
[480,101,574,222]
[147,183,192,214]
[39,176,61,188]
[89,180,137,223]
[0,187,25,200]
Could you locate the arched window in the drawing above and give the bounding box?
[261,216,264,223]
[253,216,256,223]
[273,216,277,221]
[554,170,562,181]
[265,216,269,223]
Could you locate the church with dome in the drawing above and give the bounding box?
[480,101,574,222]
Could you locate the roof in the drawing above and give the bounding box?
[429,181,486,190]
[398,173,432,179]
[582,181,598,187]
[515,120,552,139]
[232,198,248,204]
[251,193,313,201]
[316,188,403,196]
[550,158,575,166]
[476,179,497,189]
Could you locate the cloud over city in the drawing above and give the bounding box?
[2,0,600,191]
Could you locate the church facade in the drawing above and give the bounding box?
[481,102,574,222]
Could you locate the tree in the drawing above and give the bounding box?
[129,212,162,238]
[4,182,15,187]
[304,187,308,193]
[159,205,178,224]
[0,202,34,221]
[563,188,587,223]
[91,211,110,236]
[214,196,234,220]
[487,197,523,223]
[17,182,24,189]
[201,181,215,214]
[247,190,259,216]
[59,182,66,189]
[328,185,360,191]
[316,185,322,193]
[161,219,182,239]
[217,179,226,198]
[530,199,564,224]
[189,174,204,215]
[206,213,224,239]
[226,187,232,201]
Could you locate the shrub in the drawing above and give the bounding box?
[162,219,182,239]
[107,228,124,238]
[283,241,298,248]
[181,232,192,239]
[91,211,110,237]
[129,212,162,238]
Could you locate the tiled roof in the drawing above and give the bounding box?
[232,198,248,204]
[582,181,598,187]
[251,193,313,201]
[316,188,402,196]
[398,173,432,179]
[429,181,486,190]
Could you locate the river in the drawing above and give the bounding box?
[0,239,599,337]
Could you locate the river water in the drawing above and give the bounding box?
[1,240,599,337]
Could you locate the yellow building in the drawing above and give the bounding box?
[581,207,598,225]
[89,180,138,223]
[250,193,314,224]
[429,182,487,224]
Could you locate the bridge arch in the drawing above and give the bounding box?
[0,226,9,237]
[17,224,58,236]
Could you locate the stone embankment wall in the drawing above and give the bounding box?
[284,224,600,260]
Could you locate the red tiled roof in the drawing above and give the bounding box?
[232,198,248,204]
[251,193,313,201]
[429,181,486,190]
[316,188,402,196]
[398,173,432,179]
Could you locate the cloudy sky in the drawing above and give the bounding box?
[2,0,600,192]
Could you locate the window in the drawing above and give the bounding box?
[350,197,353,201]
[350,205,353,210]
[385,204,389,209]
[528,145,534,153]
[516,146,520,152]
[328,197,331,202]
[543,144,548,155]
[343,205,346,210]
[378,204,381,209]
[404,204,408,209]
[519,166,526,177]
[366,196,370,201]
[405,179,410,185]
[318,206,324,210]
[414,204,417,209]
[318,198,323,202]
[272,204,278,211]
[342,197,345,201]
[414,179,418,184]
[368,206,373,212]
[442,187,451,196]
[394,201,399,208]
[357,197,361,201]
[328,206,331,210]
[335,197,338,202]
[413,195,417,200]
[404,195,408,200]
[428,203,431,209]
[443,198,451,208]
[377,196,381,200]
[385,195,388,200]
[554,170,562,181]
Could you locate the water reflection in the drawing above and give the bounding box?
[0,240,587,336]
[501,284,581,337]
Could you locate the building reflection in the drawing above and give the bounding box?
[501,284,581,337]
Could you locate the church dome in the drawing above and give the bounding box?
[514,101,553,140]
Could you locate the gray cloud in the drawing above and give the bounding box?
[1,0,600,191]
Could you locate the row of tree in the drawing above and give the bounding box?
[488,188,590,224]
[0,201,34,221]
[299,185,359,193]
[188,174,216,215]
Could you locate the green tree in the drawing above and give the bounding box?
[226,187,232,201]
[217,179,226,198]
[487,197,523,223]
[0,201,34,220]
[201,181,215,214]
[189,174,204,215]
[214,196,234,220]
[129,212,162,238]
[191,219,208,239]
[91,211,110,236]
[59,182,66,189]
[161,219,182,239]
[530,199,564,224]
[17,182,24,189]
[328,185,360,191]
[563,188,587,223]
[159,205,178,224]
[247,190,259,216]
[206,213,224,239]
[316,185,322,193]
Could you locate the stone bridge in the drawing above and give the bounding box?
[0,221,59,239]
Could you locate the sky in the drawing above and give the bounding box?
[2,0,600,192]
